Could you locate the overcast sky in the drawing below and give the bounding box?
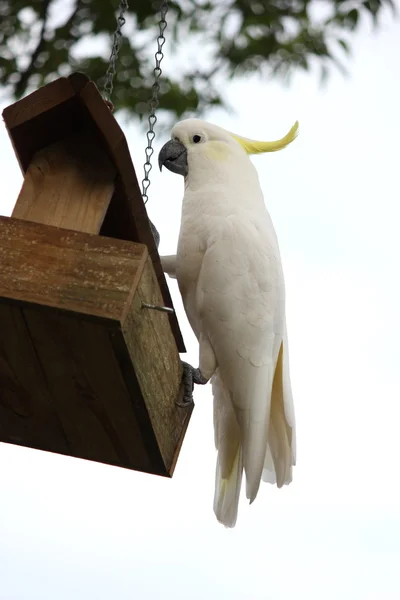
[1,4,400,600]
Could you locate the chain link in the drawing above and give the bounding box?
[103,0,129,102]
[142,0,169,205]
[103,0,168,209]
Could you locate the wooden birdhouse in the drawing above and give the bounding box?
[0,73,191,477]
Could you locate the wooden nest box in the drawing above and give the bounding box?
[0,73,190,477]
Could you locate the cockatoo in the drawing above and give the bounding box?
[158,119,297,528]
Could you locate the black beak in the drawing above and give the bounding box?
[158,139,188,176]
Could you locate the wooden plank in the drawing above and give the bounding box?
[0,304,68,453]
[0,302,158,473]
[123,258,190,475]
[12,132,116,233]
[2,76,77,129]
[0,216,189,475]
[0,216,147,320]
[21,309,156,473]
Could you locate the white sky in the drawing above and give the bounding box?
[1,5,399,600]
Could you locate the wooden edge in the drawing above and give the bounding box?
[168,393,194,477]
[77,79,125,155]
[68,72,91,93]
[0,215,149,323]
[108,329,167,475]
[2,77,76,128]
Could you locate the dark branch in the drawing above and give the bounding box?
[14,0,52,98]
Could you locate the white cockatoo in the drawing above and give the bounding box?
[158,119,297,528]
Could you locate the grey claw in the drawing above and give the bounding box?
[175,397,193,408]
[176,361,209,407]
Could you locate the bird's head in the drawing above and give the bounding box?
[158,118,299,178]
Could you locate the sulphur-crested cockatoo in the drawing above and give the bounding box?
[158,119,297,528]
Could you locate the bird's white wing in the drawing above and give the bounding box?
[197,214,294,512]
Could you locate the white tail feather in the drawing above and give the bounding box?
[212,371,243,528]
[266,342,294,486]
[262,444,277,484]
[213,447,243,528]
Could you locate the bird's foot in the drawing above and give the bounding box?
[176,361,209,408]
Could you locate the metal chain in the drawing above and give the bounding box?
[142,0,169,205]
[103,0,129,102]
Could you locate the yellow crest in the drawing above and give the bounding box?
[231,121,299,155]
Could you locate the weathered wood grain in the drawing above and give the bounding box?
[0,216,147,321]
[0,304,67,452]
[123,257,190,475]
[22,310,156,472]
[12,133,116,234]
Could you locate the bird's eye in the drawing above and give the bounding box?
[192,134,202,143]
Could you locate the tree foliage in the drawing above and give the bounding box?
[0,0,395,122]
